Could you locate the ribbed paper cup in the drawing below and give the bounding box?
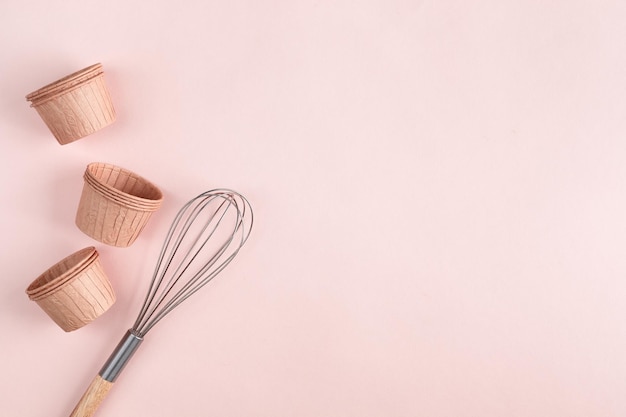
[25,63,115,145]
[26,247,116,332]
[26,64,103,102]
[83,162,163,208]
[31,72,104,105]
[83,171,162,210]
[76,163,163,247]
[26,247,98,299]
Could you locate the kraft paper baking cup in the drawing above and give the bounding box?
[75,163,163,247]
[26,247,116,332]
[26,63,116,145]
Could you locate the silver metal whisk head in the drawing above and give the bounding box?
[132,189,253,337]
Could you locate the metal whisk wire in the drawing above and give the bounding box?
[132,189,253,337]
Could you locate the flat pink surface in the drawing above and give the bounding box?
[2,1,626,416]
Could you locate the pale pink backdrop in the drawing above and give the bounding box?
[1,1,626,416]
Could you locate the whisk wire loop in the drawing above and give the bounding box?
[134,195,229,330]
[132,189,253,337]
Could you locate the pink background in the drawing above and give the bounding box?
[1,1,626,416]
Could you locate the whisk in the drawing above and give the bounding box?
[68,189,253,417]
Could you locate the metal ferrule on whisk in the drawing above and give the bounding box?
[99,330,144,382]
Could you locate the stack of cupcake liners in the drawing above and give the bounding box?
[26,247,115,332]
[76,162,163,247]
[26,63,116,145]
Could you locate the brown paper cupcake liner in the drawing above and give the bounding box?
[76,178,162,247]
[26,247,116,332]
[26,65,115,145]
[83,173,162,210]
[26,63,103,102]
[84,162,163,207]
[30,71,105,106]
[26,248,98,299]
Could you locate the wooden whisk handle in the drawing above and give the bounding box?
[69,376,113,417]
[68,330,143,417]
